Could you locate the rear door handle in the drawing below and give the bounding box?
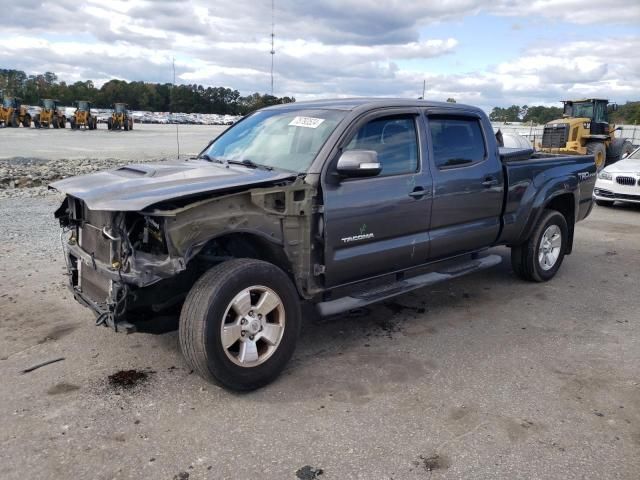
[482,176,499,187]
[409,187,429,198]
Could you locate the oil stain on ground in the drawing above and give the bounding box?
[37,323,78,344]
[107,369,152,389]
[414,454,449,472]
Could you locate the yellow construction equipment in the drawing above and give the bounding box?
[537,99,633,171]
[0,96,32,128]
[34,99,67,128]
[107,103,134,131]
[70,100,97,130]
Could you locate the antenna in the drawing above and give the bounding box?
[422,79,426,100]
[172,57,180,159]
[270,0,275,96]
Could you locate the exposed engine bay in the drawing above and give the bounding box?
[54,180,318,332]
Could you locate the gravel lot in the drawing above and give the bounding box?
[0,130,638,479]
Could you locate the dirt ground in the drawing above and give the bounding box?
[0,165,639,477]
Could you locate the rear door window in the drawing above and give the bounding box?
[428,116,486,169]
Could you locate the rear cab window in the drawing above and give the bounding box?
[428,116,487,169]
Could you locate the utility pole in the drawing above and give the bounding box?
[270,0,275,96]
[172,57,180,159]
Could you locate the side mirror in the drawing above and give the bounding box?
[336,150,381,178]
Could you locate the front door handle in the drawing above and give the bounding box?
[482,176,499,188]
[409,187,428,198]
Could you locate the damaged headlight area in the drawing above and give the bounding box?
[55,196,189,332]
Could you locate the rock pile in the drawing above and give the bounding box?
[0,156,166,199]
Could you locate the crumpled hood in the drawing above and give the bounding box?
[604,157,640,174]
[50,159,295,211]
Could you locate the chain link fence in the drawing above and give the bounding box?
[491,122,640,148]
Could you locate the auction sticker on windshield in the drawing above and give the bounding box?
[289,116,325,128]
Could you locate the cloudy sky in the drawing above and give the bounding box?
[3,0,640,110]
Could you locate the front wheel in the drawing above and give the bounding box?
[511,209,568,282]
[179,259,301,391]
[586,142,607,172]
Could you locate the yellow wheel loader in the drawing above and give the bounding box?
[34,99,67,128]
[70,100,98,130]
[537,99,633,172]
[0,96,32,128]
[107,103,134,131]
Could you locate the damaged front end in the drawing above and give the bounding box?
[54,179,318,332]
[55,196,184,332]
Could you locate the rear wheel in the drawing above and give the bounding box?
[34,114,41,129]
[22,115,31,128]
[179,259,301,391]
[53,117,59,129]
[586,142,607,172]
[59,116,66,128]
[595,199,615,207]
[70,118,77,130]
[511,209,568,282]
[10,114,19,127]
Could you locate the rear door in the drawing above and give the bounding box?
[424,112,504,259]
[322,109,432,286]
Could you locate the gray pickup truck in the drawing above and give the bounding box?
[51,99,596,390]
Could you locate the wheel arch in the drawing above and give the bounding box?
[516,187,577,254]
[544,193,576,254]
[186,231,304,297]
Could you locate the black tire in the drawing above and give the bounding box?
[53,117,59,129]
[10,113,19,128]
[511,209,568,282]
[606,138,634,163]
[22,115,31,128]
[59,116,66,128]
[129,119,133,130]
[179,259,301,391]
[107,118,112,130]
[586,142,607,172]
[34,115,41,129]
[595,199,615,207]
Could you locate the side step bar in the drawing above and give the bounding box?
[316,254,502,317]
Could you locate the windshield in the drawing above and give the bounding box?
[115,104,126,113]
[43,99,55,109]
[566,102,593,118]
[202,108,346,173]
[2,98,14,108]
[77,101,90,111]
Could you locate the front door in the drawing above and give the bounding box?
[322,111,432,287]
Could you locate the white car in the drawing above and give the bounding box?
[594,146,640,207]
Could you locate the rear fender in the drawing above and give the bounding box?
[513,176,578,248]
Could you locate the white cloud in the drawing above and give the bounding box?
[1,1,639,109]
